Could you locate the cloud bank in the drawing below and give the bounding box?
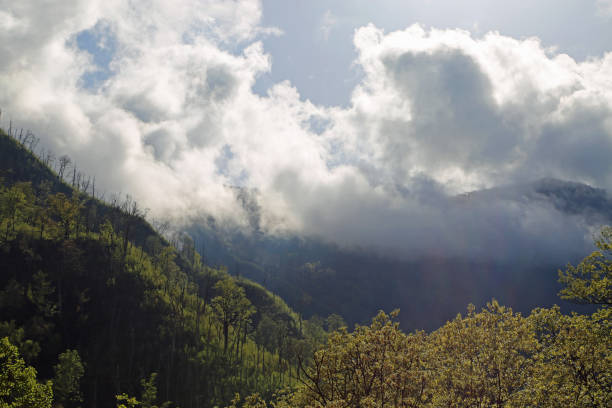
[1,1,611,261]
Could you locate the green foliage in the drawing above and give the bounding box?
[324,314,346,332]
[242,302,610,408]
[0,337,53,408]
[559,226,612,305]
[295,310,431,408]
[429,301,537,407]
[52,349,84,407]
[226,393,267,408]
[27,271,58,318]
[116,373,172,408]
[527,306,611,407]
[0,182,34,242]
[47,192,82,240]
[116,393,141,408]
[0,321,41,362]
[140,373,160,408]
[212,278,255,354]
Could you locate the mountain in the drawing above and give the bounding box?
[461,178,612,223]
[188,178,609,330]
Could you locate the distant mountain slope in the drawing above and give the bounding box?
[461,178,612,223]
[189,178,609,330]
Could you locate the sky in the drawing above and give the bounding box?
[1,0,611,260]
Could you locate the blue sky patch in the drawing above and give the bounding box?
[75,21,118,89]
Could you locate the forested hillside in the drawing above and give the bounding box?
[0,128,337,407]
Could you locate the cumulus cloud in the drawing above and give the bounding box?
[331,24,612,193]
[0,2,611,262]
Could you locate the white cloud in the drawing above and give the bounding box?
[330,24,612,192]
[0,2,610,260]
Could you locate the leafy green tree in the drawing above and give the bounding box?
[52,349,84,407]
[558,226,611,305]
[27,271,58,319]
[429,301,537,408]
[48,192,81,240]
[115,373,171,408]
[226,393,267,408]
[295,310,431,408]
[527,226,612,407]
[302,316,326,349]
[116,394,140,408]
[212,278,255,354]
[0,182,33,241]
[0,321,40,363]
[140,373,171,408]
[527,307,611,407]
[325,314,346,333]
[0,337,53,408]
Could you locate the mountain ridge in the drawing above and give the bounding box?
[188,177,610,329]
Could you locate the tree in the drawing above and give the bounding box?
[295,310,431,408]
[429,301,537,408]
[53,349,84,408]
[527,306,611,407]
[57,155,71,181]
[226,393,267,408]
[118,195,146,258]
[325,314,346,333]
[0,182,33,241]
[48,192,82,240]
[115,373,171,408]
[0,337,53,408]
[0,321,41,363]
[212,279,255,354]
[526,226,612,407]
[558,226,611,306]
[27,271,58,319]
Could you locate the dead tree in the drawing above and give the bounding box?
[58,155,71,180]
